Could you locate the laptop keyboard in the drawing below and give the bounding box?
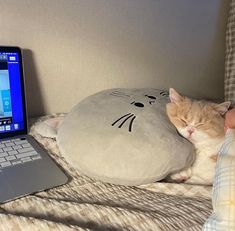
[0,138,41,169]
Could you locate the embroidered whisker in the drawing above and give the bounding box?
[129,116,136,132]
[118,114,134,128]
[111,113,132,126]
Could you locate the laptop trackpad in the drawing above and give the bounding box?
[2,162,45,199]
[0,171,15,203]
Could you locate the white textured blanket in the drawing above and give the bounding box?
[0,115,212,231]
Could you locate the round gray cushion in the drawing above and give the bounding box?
[57,88,194,186]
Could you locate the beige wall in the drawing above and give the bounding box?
[0,0,230,116]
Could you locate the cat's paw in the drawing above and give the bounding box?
[170,168,192,183]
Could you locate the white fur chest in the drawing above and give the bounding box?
[186,137,224,185]
[195,137,224,157]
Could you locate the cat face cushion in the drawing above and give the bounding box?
[57,88,195,186]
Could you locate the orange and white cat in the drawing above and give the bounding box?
[166,88,231,185]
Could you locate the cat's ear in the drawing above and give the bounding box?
[169,88,184,103]
[213,101,231,115]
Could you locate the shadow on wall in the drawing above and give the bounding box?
[23,49,46,117]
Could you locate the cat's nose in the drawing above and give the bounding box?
[187,127,195,135]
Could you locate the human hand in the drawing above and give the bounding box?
[225,107,235,130]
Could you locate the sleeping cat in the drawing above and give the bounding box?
[166,88,231,185]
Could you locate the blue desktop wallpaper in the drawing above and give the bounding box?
[0,52,25,133]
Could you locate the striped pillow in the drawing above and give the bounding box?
[203,129,235,230]
[225,0,235,105]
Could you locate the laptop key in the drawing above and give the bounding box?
[1,161,12,168]
[8,150,18,155]
[0,144,5,149]
[22,143,31,148]
[18,147,35,154]
[13,145,23,150]
[21,157,32,162]
[5,142,14,147]
[16,151,38,159]
[31,156,41,160]
[3,147,13,152]
[6,156,16,161]
[0,153,8,158]
[14,140,28,145]
[0,158,6,163]
[12,160,22,165]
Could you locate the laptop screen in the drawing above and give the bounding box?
[0,47,27,137]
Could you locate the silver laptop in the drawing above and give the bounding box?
[0,46,68,203]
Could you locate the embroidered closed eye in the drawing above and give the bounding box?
[145,95,156,105]
[145,95,156,100]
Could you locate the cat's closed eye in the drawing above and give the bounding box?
[179,118,187,125]
[195,123,204,128]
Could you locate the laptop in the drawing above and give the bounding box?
[0,46,68,203]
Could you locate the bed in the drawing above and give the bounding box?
[0,115,212,231]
